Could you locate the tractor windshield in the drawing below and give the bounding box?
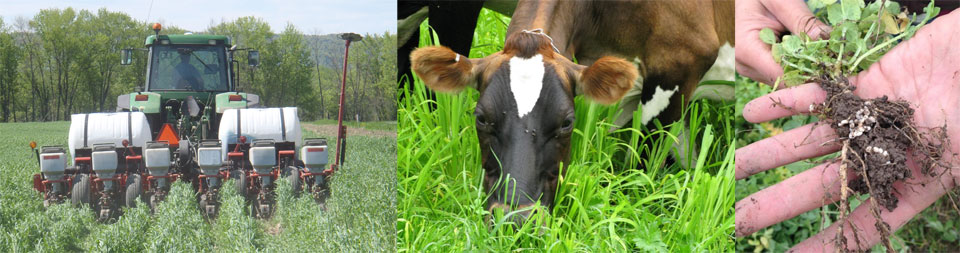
[148,45,229,91]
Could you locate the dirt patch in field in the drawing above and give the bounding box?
[302,123,396,138]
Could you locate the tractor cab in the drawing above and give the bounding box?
[147,42,230,92]
[117,23,261,143]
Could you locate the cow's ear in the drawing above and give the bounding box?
[576,56,638,104]
[411,46,483,93]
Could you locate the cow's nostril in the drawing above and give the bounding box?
[486,202,543,227]
[487,202,511,213]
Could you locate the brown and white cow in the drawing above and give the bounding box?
[411,0,734,221]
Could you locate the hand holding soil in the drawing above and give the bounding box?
[735,10,960,251]
[735,0,831,85]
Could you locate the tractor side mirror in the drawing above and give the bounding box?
[121,49,133,65]
[247,50,260,67]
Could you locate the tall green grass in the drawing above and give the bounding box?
[397,9,735,251]
[0,121,396,252]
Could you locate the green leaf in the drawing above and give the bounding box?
[837,22,861,47]
[927,220,945,231]
[782,70,805,87]
[781,35,802,54]
[759,28,777,44]
[807,0,828,10]
[771,44,783,64]
[841,0,864,21]
[827,4,844,25]
[858,14,878,31]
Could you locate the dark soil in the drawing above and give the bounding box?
[815,76,916,211]
[809,75,949,249]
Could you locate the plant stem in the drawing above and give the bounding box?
[848,31,908,73]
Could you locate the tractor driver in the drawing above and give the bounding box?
[174,52,203,90]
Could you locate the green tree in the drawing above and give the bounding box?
[0,18,22,122]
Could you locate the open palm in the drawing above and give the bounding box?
[735,10,960,251]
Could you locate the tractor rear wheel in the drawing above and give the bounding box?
[71,174,92,208]
[287,167,302,197]
[236,172,249,199]
[125,174,143,208]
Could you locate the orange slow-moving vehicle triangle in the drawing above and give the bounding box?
[157,123,180,148]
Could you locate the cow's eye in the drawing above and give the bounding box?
[475,110,494,132]
[560,116,575,134]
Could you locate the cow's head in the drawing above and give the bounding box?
[411,31,637,220]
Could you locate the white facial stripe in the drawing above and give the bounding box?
[508,54,545,118]
[640,85,679,125]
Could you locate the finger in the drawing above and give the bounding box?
[760,0,831,39]
[792,162,956,251]
[735,122,839,179]
[742,82,827,123]
[735,33,785,85]
[736,161,860,237]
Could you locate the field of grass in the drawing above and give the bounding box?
[397,9,735,251]
[310,120,397,132]
[735,76,960,252]
[0,121,396,252]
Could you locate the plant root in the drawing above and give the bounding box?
[800,75,950,251]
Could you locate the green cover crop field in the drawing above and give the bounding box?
[0,121,396,252]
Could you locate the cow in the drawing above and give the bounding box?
[410,0,734,222]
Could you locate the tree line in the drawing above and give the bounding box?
[0,8,397,123]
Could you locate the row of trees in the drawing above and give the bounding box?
[0,8,397,123]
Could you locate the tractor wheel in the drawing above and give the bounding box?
[236,172,249,199]
[71,174,92,208]
[314,174,331,206]
[125,174,143,208]
[149,193,160,211]
[287,167,302,197]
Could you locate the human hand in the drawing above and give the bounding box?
[735,10,960,251]
[735,0,831,86]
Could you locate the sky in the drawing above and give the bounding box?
[0,0,397,35]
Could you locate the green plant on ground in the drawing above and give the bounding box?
[397,8,735,252]
[764,0,938,87]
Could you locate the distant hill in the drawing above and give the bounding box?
[304,34,347,70]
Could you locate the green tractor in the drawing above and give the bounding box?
[114,23,318,218]
[112,23,276,218]
[30,23,325,221]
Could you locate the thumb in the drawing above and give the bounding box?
[761,0,831,39]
